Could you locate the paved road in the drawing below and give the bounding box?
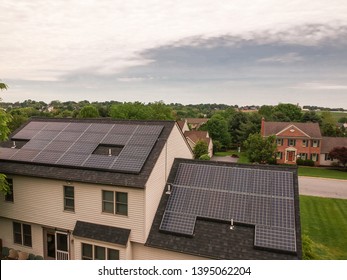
[299,176,347,199]
[211,156,238,162]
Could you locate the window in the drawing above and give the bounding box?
[288,139,296,146]
[299,153,307,160]
[102,191,128,216]
[13,222,32,247]
[4,178,13,202]
[312,140,320,147]
[325,153,332,161]
[64,186,74,211]
[82,243,119,260]
[311,153,318,162]
[276,152,282,159]
[276,138,283,146]
[302,140,308,147]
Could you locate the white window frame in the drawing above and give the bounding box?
[81,243,120,260]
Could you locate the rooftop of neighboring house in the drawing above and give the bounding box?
[177,120,186,131]
[262,120,322,139]
[321,137,347,153]
[0,118,176,188]
[183,130,211,146]
[146,158,302,260]
[184,118,209,129]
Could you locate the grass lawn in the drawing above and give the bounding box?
[298,166,347,180]
[300,195,347,259]
[317,111,347,122]
[213,150,250,163]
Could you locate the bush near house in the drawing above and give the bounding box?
[296,159,315,166]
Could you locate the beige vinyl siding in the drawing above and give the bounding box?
[132,242,208,260]
[0,217,44,257]
[144,124,192,238]
[0,175,146,244]
[74,236,127,260]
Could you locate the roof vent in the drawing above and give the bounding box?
[108,148,112,156]
[230,219,235,230]
[11,141,16,149]
[166,184,172,195]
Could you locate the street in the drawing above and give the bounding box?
[299,176,347,199]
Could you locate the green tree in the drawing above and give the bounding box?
[329,147,347,168]
[320,111,338,136]
[206,114,231,149]
[338,116,347,123]
[258,105,275,120]
[301,111,322,123]
[148,101,174,120]
[244,133,276,164]
[77,105,100,118]
[272,103,303,122]
[0,83,11,194]
[193,140,208,159]
[109,102,153,120]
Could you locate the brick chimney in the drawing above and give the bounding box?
[261,117,265,136]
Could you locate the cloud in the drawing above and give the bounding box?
[257,52,304,64]
[291,82,347,90]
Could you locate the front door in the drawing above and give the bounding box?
[287,151,296,162]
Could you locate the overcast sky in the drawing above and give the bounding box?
[1,0,347,108]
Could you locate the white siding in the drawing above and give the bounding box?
[144,124,192,238]
[74,236,127,260]
[0,217,44,257]
[132,242,208,260]
[0,176,146,244]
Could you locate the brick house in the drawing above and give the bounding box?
[261,119,322,165]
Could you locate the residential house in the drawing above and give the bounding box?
[261,119,322,165]
[0,118,301,260]
[184,118,209,130]
[320,137,347,166]
[184,130,213,158]
[146,159,302,260]
[0,118,193,260]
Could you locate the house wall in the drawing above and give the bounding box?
[0,175,146,257]
[73,236,128,260]
[132,242,208,260]
[319,154,339,166]
[208,140,213,158]
[144,124,192,240]
[275,138,321,165]
[0,217,44,257]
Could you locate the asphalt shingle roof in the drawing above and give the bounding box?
[263,122,322,138]
[73,221,130,246]
[321,137,347,153]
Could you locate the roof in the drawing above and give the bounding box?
[0,118,175,188]
[73,221,130,246]
[184,118,209,125]
[321,137,347,153]
[183,131,211,146]
[177,120,186,131]
[146,158,302,260]
[263,122,322,138]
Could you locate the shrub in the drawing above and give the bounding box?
[303,159,315,166]
[199,154,210,160]
[296,158,304,165]
[231,154,239,158]
[267,158,277,165]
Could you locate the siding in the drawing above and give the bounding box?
[74,236,127,260]
[0,175,146,244]
[132,242,208,260]
[144,124,193,239]
[0,217,44,257]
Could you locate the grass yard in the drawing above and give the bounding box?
[298,166,347,180]
[213,150,250,163]
[300,195,347,259]
[317,111,347,122]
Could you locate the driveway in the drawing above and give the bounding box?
[299,176,347,199]
[211,156,238,163]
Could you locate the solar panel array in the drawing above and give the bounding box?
[159,163,297,253]
[0,121,163,174]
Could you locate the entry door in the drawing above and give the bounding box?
[287,151,295,162]
[55,231,69,260]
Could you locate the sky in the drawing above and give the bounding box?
[1,0,347,108]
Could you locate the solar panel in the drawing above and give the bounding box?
[33,130,59,141]
[127,135,158,146]
[45,141,74,152]
[100,134,130,145]
[112,157,144,173]
[161,163,297,252]
[54,131,81,142]
[135,125,163,135]
[118,145,152,158]
[22,121,47,130]
[109,124,137,135]
[42,122,69,131]
[77,132,105,143]
[83,155,116,169]
[0,148,18,159]
[68,142,99,154]
[34,151,63,164]
[10,149,40,161]
[12,129,40,140]
[255,225,296,252]
[22,140,51,150]
[56,153,89,166]
[86,123,113,133]
[64,123,91,132]
[159,211,196,236]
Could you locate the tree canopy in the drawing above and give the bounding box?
[77,105,100,118]
[329,147,347,168]
[206,114,231,149]
[193,140,208,159]
[244,133,277,164]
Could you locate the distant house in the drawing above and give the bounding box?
[184,130,213,157]
[177,119,189,133]
[320,137,347,166]
[146,159,302,260]
[261,119,322,165]
[184,118,209,130]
